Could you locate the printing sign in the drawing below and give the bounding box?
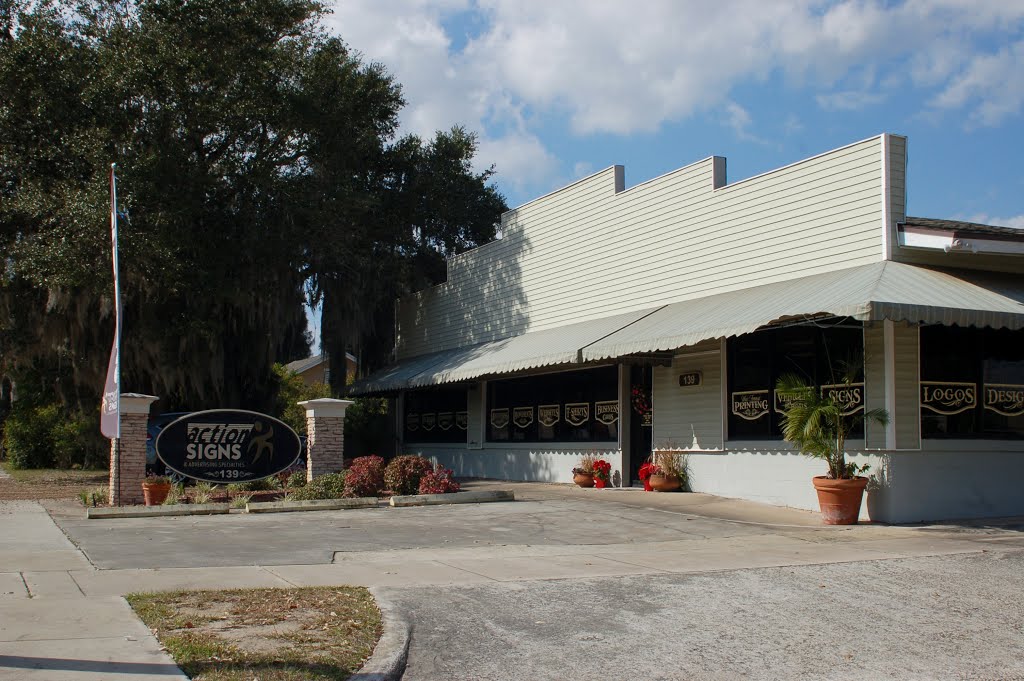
[820,383,864,416]
[594,400,619,425]
[565,402,590,426]
[421,413,436,431]
[538,404,560,427]
[984,384,1024,417]
[731,390,769,421]
[155,410,301,484]
[406,413,420,431]
[921,382,976,415]
[513,406,534,428]
[455,412,468,430]
[490,408,510,429]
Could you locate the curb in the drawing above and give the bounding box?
[246,497,379,513]
[350,587,410,681]
[390,489,514,507]
[87,503,230,519]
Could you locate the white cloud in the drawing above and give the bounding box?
[816,91,886,112]
[966,213,1024,229]
[930,41,1024,127]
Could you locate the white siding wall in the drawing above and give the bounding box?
[651,341,723,451]
[408,444,624,485]
[397,136,892,358]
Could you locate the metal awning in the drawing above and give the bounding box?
[351,261,1024,394]
[580,261,1024,361]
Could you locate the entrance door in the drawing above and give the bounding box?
[628,365,653,485]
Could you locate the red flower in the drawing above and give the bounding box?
[592,459,612,481]
[638,462,663,481]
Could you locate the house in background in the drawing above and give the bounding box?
[350,133,1023,524]
[285,352,358,387]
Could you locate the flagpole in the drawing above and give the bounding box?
[101,164,121,441]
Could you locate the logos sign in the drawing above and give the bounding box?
[984,384,1024,417]
[538,404,560,427]
[155,410,301,484]
[455,412,468,430]
[421,413,436,431]
[513,406,534,428]
[594,400,619,425]
[490,408,510,429]
[406,413,419,431]
[921,382,976,415]
[437,412,454,430]
[821,383,864,416]
[565,402,590,426]
[731,390,769,421]
[678,371,702,387]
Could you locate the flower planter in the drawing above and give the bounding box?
[812,475,868,525]
[573,472,595,488]
[648,474,681,493]
[594,478,608,489]
[142,482,171,506]
[641,479,653,491]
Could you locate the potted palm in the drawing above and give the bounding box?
[776,367,888,525]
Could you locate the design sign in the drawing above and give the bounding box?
[921,382,977,415]
[594,400,619,425]
[565,402,590,426]
[455,411,468,430]
[490,408,510,429]
[984,384,1024,417]
[155,410,301,484]
[513,406,534,428]
[731,390,769,421]
[538,404,560,427]
[421,412,436,431]
[406,413,419,431]
[437,412,454,430]
[820,383,864,416]
[678,371,702,387]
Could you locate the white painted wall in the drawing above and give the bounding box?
[405,443,626,486]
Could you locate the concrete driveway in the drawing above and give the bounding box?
[13,481,1024,680]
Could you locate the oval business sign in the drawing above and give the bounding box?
[155,410,301,484]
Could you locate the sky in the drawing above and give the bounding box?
[309,0,1024,351]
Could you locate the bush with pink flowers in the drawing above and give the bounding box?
[343,455,385,497]
[417,464,461,495]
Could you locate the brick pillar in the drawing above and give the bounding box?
[109,393,159,506]
[299,398,354,481]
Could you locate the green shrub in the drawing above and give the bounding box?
[343,397,390,458]
[286,471,307,489]
[227,477,280,492]
[291,471,348,500]
[78,486,109,507]
[344,456,384,498]
[2,402,107,470]
[272,364,331,436]
[418,464,460,495]
[384,455,433,496]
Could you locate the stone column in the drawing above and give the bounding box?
[299,398,354,481]
[109,393,159,506]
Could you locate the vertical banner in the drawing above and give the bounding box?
[100,164,121,439]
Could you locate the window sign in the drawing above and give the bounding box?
[421,413,436,431]
[490,408,510,429]
[731,390,769,421]
[538,404,560,427]
[437,412,454,430]
[595,400,619,425]
[820,383,864,415]
[774,387,811,414]
[455,411,468,430]
[406,413,420,431]
[983,384,1024,417]
[565,402,590,426]
[403,387,467,443]
[921,382,977,415]
[641,411,653,426]
[513,406,534,428]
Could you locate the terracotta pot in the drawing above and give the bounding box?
[649,474,681,492]
[573,472,595,488]
[594,478,608,489]
[812,475,869,525]
[142,481,171,506]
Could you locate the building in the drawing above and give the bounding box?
[350,134,1023,523]
[285,352,358,387]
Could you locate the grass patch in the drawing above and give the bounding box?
[126,587,382,681]
[0,464,108,500]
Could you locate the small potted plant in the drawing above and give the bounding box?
[142,472,172,506]
[648,447,686,492]
[638,460,662,491]
[592,459,612,489]
[572,454,596,488]
[776,365,889,525]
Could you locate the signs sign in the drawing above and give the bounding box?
[455,412,468,430]
[513,406,534,428]
[678,371,702,387]
[731,390,769,421]
[984,384,1024,417]
[490,408,510,429]
[820,383,864,416]
[921,382,976,415]
[538,404,560,427]
[155,410,301,484]
[594,401,619,425]
[565,403,590,426]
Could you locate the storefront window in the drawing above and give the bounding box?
[403,387,468,443]
[486,366,619,443]
[727,324,864,440]
[920,326,1024,439]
